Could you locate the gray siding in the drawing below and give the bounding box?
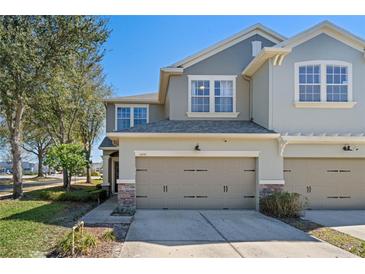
[164,92,170,119]
[149,104,165,122]
[105,103,165,132]
[185,34,275,75]
[252,61,270,128]
[167,34,275,121]
[272,34,365,133]
[106,103,115,132]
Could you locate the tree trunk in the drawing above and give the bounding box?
[86,165,92,184]
[37,151,44,178]
[63,169,69,189]
[10,132,23,199]
[85,149,92,184]
[67,173,72,192]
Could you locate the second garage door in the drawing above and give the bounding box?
[284,158,365,209]
[136,157,256,209]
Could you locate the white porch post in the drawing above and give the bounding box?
[102,155,110,187]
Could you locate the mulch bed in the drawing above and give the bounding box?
[80,224,130,258]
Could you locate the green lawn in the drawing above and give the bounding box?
[0,187,96,258]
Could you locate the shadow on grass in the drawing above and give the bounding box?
[1,186,98,228]
[2,201,95,228]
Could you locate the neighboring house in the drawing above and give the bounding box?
[99,21,365,210]
[91,162,103,174]
[0,161,36,174]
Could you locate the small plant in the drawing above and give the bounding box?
[112,206,136,216]
[260,191,306,218]
[359,242,365,257]
[102,230,116,242]
[56,230,97,257]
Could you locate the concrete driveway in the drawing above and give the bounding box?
[120,210,355,258]
[304,210,365,241]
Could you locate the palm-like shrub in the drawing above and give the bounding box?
[260,192,307,218]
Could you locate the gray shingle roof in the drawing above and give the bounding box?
[114,120,275,134]
[99,137,116,148]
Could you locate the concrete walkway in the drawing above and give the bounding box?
[304,210,365,241]
[81,196,133,225]
[120,210,355,258]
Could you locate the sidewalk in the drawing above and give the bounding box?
[81,196,133,225]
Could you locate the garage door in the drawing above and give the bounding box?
[136,157,256,209]
[284,158,365,209]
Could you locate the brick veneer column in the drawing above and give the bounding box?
[117,182,136,210]
[258,184,284,198]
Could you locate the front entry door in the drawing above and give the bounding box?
[114,161,119,193]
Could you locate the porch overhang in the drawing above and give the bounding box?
[241,47,291,78]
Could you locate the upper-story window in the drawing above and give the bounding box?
[188,75,238,117]
[191,80,210,112]
[115,104,149,130]
[295,61,354,108]
[298,64,321,102]
[326,65,348,102]
[215,80,233,112]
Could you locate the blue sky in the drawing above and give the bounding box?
[102,16,365,97]
[88,16,365,162]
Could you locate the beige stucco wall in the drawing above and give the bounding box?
[284,143,365,158]
[117,137,284,183]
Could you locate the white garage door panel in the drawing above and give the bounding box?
[136,157,256,209]
[284,158,365,209]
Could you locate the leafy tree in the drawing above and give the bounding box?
[22,117,53,177]
[77,65,111,184]
[0,16,109,197]
[45,144,87,191]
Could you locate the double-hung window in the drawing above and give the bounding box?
[326,65,348,102]
[191,80,210,112]
[298,64,321,102]
[117,107,131,130]
[215,80,233,112]
[188,75,238,117]
[295,61,354,108]
[115,105,149,130]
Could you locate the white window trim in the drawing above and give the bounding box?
[115,104,149,130]
[187,75,239,117]
[294,60,355,108]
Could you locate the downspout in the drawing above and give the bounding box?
[243,75,252,120]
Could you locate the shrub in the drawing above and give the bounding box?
[57,230,97,257]
[88,189,108,202]
[260,191,306,218]
[39,189,107,203]
[101,230,116,242]
[91,171,100,176]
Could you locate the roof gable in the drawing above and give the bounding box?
[169,23,286,69]
[275,21,365,52]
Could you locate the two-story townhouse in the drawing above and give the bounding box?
[100,21,365,210]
